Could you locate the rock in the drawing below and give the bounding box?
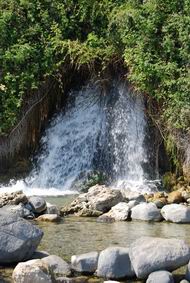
[71,251,99,273]
[87,185,123,212]
[98,202,130,222]
[121,190,146,202]
[97,247,135,279]
[104,281,120,283]
[161,204,190,223]
[146,270,174,283]
[97,215,115,223]
[76,208,103,217]
[42,255,71,277]
[45,202,60,215]
[56,277,76,283]
[127,200,140,209]
[186,260,190,281]
[153,199,167,209]
[0,215,43,263]
[31,251,50,259]
[61,185,123,215]
[182,191,190,201]
[129,237,190,279]
[180,280,190,283]
[12,259,52,283]
[36,214,61,222]
[167,191,184,204]
[29,196,47,213]
[0,190,27,207]
[0,203,32,219]
[131,203,162,221]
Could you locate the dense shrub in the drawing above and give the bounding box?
[0,0,189,133]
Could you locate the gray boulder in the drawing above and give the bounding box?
[87,185,123,212]
[42,255,71,277]
[0,203,32,219]
[45,202,60,215]
[131,202,162,221]
[29,196,47,213]
[161,204,190,223]
[12,259,52,283]
[121,190,146,202]
[146,271,174,283]
[0,215,43,263]
[129,237,190,279]
[71,251,99,273]
[98,202,130,222]
[97,247,135,279]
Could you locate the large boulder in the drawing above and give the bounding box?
[0,190,27,207]
[71,251,99,273]
[61,185,123,215]
[0,215,43,263]
[146,271,174,283]
[29,196,47,213]
[121,190,146,202]
[42,255,71,277]
[161,204,190,223]
[97,247,135,279]
[129,237,190,279]
[131,203,162,222]
[98,202,130,222]
[86,185,123,212]
[36,214,61,223]
[0,203,32,219]
[12,259,52,283]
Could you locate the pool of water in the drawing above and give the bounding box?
[1,196,190,282]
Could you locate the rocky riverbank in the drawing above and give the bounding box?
[60,185,190,224]
[1,186,190,282]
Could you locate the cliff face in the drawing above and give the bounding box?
[0,79,62,178]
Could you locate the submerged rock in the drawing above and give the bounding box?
[129,237,190,279]
[97,202,130,222]
[97,247,135,279]
[29,196,47,213]
[161,204,190,223]
[146,270,174,283]
[131,202,162,222]
[36,214,61,222]
[71,251,99,273]
[0,215,43,263]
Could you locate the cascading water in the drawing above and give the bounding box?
[0,79,159,195]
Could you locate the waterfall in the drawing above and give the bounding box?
[0,79,158,195]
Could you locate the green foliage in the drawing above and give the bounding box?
[0,0,190,133]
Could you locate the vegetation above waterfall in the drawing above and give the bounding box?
[0,0,190,134]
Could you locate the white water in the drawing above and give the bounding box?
[0,80,158,195]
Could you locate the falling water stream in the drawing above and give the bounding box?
[0,79,158,195]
